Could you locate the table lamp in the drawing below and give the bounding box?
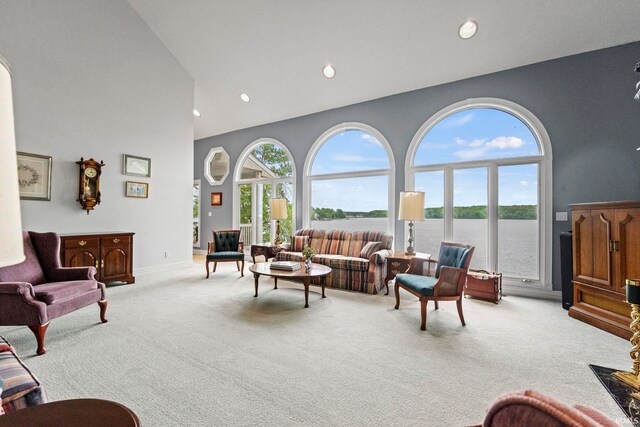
[613,278,640,397]
[398,191,425,255]
[270,198,288,245]
[0,55,25,268]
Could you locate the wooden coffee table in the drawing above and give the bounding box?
[249,262,331,308]
[0,398,140,427]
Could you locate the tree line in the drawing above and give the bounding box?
[312,205,537,220]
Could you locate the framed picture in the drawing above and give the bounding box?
[123,154,151,177]
[125,181,149,198]
[17,152,52,201]
[211,192,222,206]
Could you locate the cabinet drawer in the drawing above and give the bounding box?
[100,235,131,246]
[63,237,100,249]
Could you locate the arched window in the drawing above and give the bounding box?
[233,139,295,247]
[407,98,552,288]
[304,123,395,234]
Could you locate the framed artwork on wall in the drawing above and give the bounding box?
[123,154,151,177]
[17,152,52,201]
[125,181,149,198]
[211,192,222,206]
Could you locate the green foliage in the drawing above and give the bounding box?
[499,205,537,220]
[251,144,292,178]
[425,207,443,219]
[454,205,487,219]
[424,205,537,219]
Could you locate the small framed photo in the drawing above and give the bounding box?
[211,192,222,206]
[125,181,149,198]
[17,152,52,201]
[123,154,151,177]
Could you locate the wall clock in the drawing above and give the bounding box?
[77,157,105,214]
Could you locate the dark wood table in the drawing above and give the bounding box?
[250,244,283,263]
[249,262,331,308]
[0,399,140,427]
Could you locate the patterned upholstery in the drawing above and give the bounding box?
[0,336,47,413]
[276,229,393,294]
[360,241,382,259]
[291,236,309,252]
[213,230,241,252]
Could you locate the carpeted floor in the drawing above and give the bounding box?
[0,260,630,426]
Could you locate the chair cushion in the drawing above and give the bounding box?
[360,241,382,259]
[329,256,369,272]
[206,251,244,260]
[291,236,309,252]
[213,231,241,252]
[395,273,437,296]
[33,280,99,305]
[0,232,46,286]
[436,245,470,278]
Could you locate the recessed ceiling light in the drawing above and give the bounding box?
[458,20,478,39]
[193,109,201,117]
[239,92,250,103]
[322,64,336,79]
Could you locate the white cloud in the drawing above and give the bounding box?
[454,136,526,159]
[486,136,525,149]
[454,137,466,145]
[520,180,528,186]
[469,139,486,148]
[442,112,474,128]
[360,133,383,147]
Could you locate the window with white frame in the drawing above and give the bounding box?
[304,123,395,234]
[233,139,295,247]
[407,99,552,285]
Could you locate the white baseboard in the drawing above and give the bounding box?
[193,249,207,255]
[503,283,561,301]
[134,260,194,275]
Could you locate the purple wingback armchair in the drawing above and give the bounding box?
[0,231,107,355]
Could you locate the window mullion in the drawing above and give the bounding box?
[444,166,453,241]
[487,163,498,272]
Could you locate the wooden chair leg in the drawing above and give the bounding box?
[456,299,466,326]
[240,259,244,277]
[236,261,240,271]
[213,262,217,272]
[98,300,108,323]
[420,298,428,331]
[434,300,439,310]
[206,260,211,278]
[28,323,49,356]
[394,281,401,309]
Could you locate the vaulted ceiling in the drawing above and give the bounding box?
[127,1,640,140]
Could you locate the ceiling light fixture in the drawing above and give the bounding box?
[239,93,250,103]
[322,64,336,79]
[193,109,201,117]
[458,20,478,39]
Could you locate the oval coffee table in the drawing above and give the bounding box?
[249,262,331,308]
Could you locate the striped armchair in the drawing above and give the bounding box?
[276,229,393,294]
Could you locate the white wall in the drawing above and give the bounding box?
[0,0,194,271]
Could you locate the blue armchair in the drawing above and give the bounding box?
[206,230,245,278]
[394,242,474,330]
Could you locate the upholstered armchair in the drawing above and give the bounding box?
[394,242,474,330]
[206,230,245,278]
[0,232,107,355]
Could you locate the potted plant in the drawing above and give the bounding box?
[301,244,316,272]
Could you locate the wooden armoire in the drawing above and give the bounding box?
[569,201,640,340]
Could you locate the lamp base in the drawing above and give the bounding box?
[273,237,282,246]
[613,371,640,389]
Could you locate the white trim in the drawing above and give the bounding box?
[204,147,230,186]
[303,122,395,237]
[193,249,207,255]
[193,179,201,248]
[134,260,194,275]
[502,284,561,301]
[405,97,553,289]
[232,138,296,243]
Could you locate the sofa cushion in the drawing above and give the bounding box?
[293,229,326,253]
[277,251,305,262]
[322,230,352,256]
[291,236,308,252]
[329,256,369,272]
[360,241,382,259]
[0,343,42,407]
[0,232,46,286]
[33,280,99,305]
[206,251,244,260]
[311,254,342,267]
[347,231,392,257]
[395,273,437,296]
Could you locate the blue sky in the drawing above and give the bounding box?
[311,110,540,211]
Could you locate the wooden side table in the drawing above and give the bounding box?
[0,398,140,427]
[250,244,283,263]
[385,252,431,295]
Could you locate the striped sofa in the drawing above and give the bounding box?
[276,229,393,294]
[0,336,46,414]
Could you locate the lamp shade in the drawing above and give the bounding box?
[0,56,24,267]
[270,198,288,220]
[398,191,425,221]
[627,279,640,304]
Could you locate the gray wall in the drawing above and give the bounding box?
[0,0,195,271]
[195,41,640,290]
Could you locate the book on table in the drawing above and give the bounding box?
[270,261,301,271]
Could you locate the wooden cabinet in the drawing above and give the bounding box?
[60,232,135,284]
[569,201,640,339]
